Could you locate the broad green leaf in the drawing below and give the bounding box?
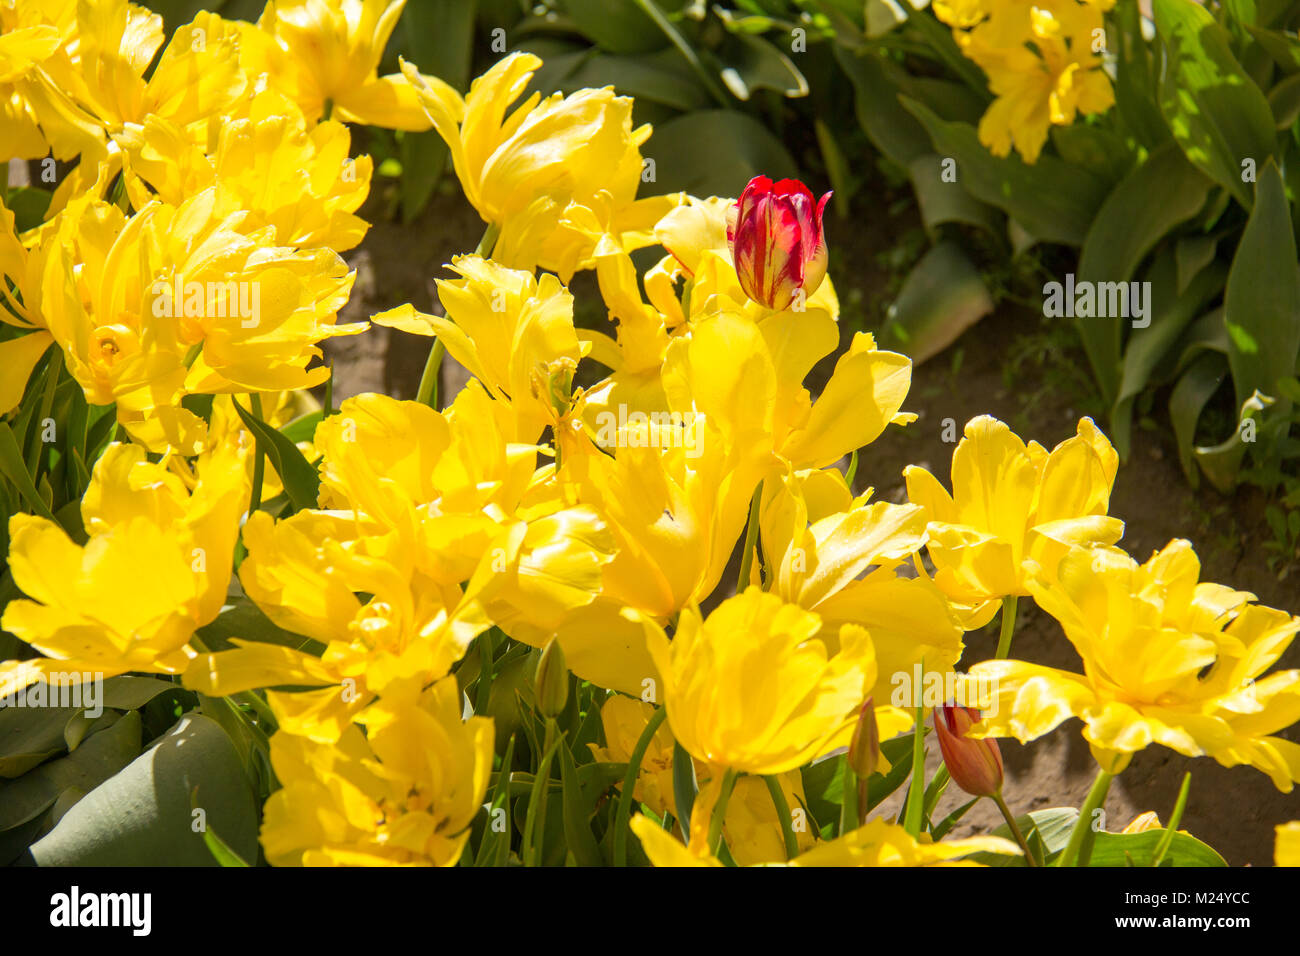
[26,713,258,866]
[0,701,85,778]
[834,47,931,168]
[1194,390,1274,491]
[1113,251,1228,457]
[716,33,809,100]
[1077,141,1213,403]
[556,737,603,866]
[1113,0,1172,149]
[561,49,711,111]
[231,397,320,512]
[1050,124,1137,187]
[1247,24,1300,73]
[645,110,798,196]
[0,422,56,520]
[901,98,1109,245]
[196,595,325,655]
[1088,829,1227,867]
[972,806,1078,866]
[1175,233,1220,294]
[1268,72,1300,127]
[0,710,141,832]
[1170,351,1229,485]
[908,154,1003,236]
[1154,0,1277,208]
[1223,159,1300,411]
[563,0,668,54]
[878,240,994,365]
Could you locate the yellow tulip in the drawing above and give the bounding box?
[117,91,373,251]
[592,696,816,863]
[630,814,1017,867]
[260,677,493,866]
[934,0,1115,163]
[373,255,585,443]
[0,440,247,696]
[905,415,1122,613]
[1277,822,1300,867]
[758,466,967,677]
[966,541,1300,789]
[400,52,665,276]
[643,587,906,775]
[243,0,429,130]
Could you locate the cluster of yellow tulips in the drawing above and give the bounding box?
[1,0,1297,867]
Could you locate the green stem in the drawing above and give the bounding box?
[613,706,668,867]
[415,339,445,408]
[840,765,860,836]
[475,221,501,258]
[992,790,1038,867]
[248,393,266,513]
[1058,767,1114,867]
[902,697,926,836]
[523,719,559,866]
[736,482,763,592]
[764,775,799,860]
[844,448,859,489]
[995,595,1019,659]
[707,768,740,856]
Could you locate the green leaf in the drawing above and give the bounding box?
[672,740,697,833]
[0,701,85,778]
[908,154,1003,236]
[202,821,252,866]
[877,240,994,366]
[1076,141,1214,403]
[1175,233,1221,294]
[973,806,1078,866]
[563,0,668,54]
[1223,159,1300,412]
[1268,71,1300,127]
[196,594,325,655]
[645,110,798,196]
[1154,0,1277,207]
[0,422,56,520]
[561,49,711,111]
[0,710,141,832]
[26,714,258,866]
[716,33,809,100]
[231,397,320,512]
[1113,251,1228,457]
[1049,124,1137,187]
[834,47,931,168]
[1247,25,1300,74]
[1089,829,1227,867]
[556,737,603,866]
[1170,351,1229,485]
[399,131,447,224]
[901,98,1109,245]
[1112,0,1172,149]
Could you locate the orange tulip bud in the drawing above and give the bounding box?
[726,175,830,311]
[934,703,1003,798]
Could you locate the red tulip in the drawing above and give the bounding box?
[934,703,1004,798]
[726,175,831,311]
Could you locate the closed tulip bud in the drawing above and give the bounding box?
[934,703,1003,798]
[726,175,831,311]
[848,697,879,778]
[536,638,569,718]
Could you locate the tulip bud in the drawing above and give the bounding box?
[934,703,1003,798]
[726,175,831,311]
[847,697,879,778]
[535,638,569,718]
